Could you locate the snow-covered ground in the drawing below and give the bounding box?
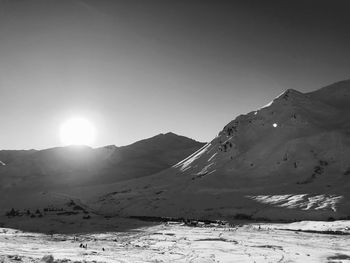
[0,220,349,263]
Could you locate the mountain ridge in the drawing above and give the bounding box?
[93,79,350,221]
[0,132,205,194]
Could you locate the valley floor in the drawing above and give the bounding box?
[0,220,350,263]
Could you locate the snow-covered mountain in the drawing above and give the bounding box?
[95,80,350,221]
[0,133,204,192]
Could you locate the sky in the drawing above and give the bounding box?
[0,0,350,149]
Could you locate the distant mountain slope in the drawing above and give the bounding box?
[0,133,205,192]
[94,79,350,221]
[96,132,206,184]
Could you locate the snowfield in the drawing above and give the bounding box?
[1,81,350,262]
[0,220,349,263]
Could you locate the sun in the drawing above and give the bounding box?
[60,117,96,146]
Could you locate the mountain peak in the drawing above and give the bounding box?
[99,79,350,221]
[157,132,178,137]
[279,88,305,99]
[164,132,177,136]
[260,88,306,109]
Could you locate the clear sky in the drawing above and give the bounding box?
[0,0,349,149]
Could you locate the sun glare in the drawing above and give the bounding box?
[60,117,95,146]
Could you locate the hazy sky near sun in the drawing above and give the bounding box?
[0,0,350,149]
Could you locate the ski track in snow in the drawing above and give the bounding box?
[0,222,350,263]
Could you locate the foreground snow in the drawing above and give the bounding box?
[0,220,349,263]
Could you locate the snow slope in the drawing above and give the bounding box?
[0,133,204,211]
[94,79,350,221]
